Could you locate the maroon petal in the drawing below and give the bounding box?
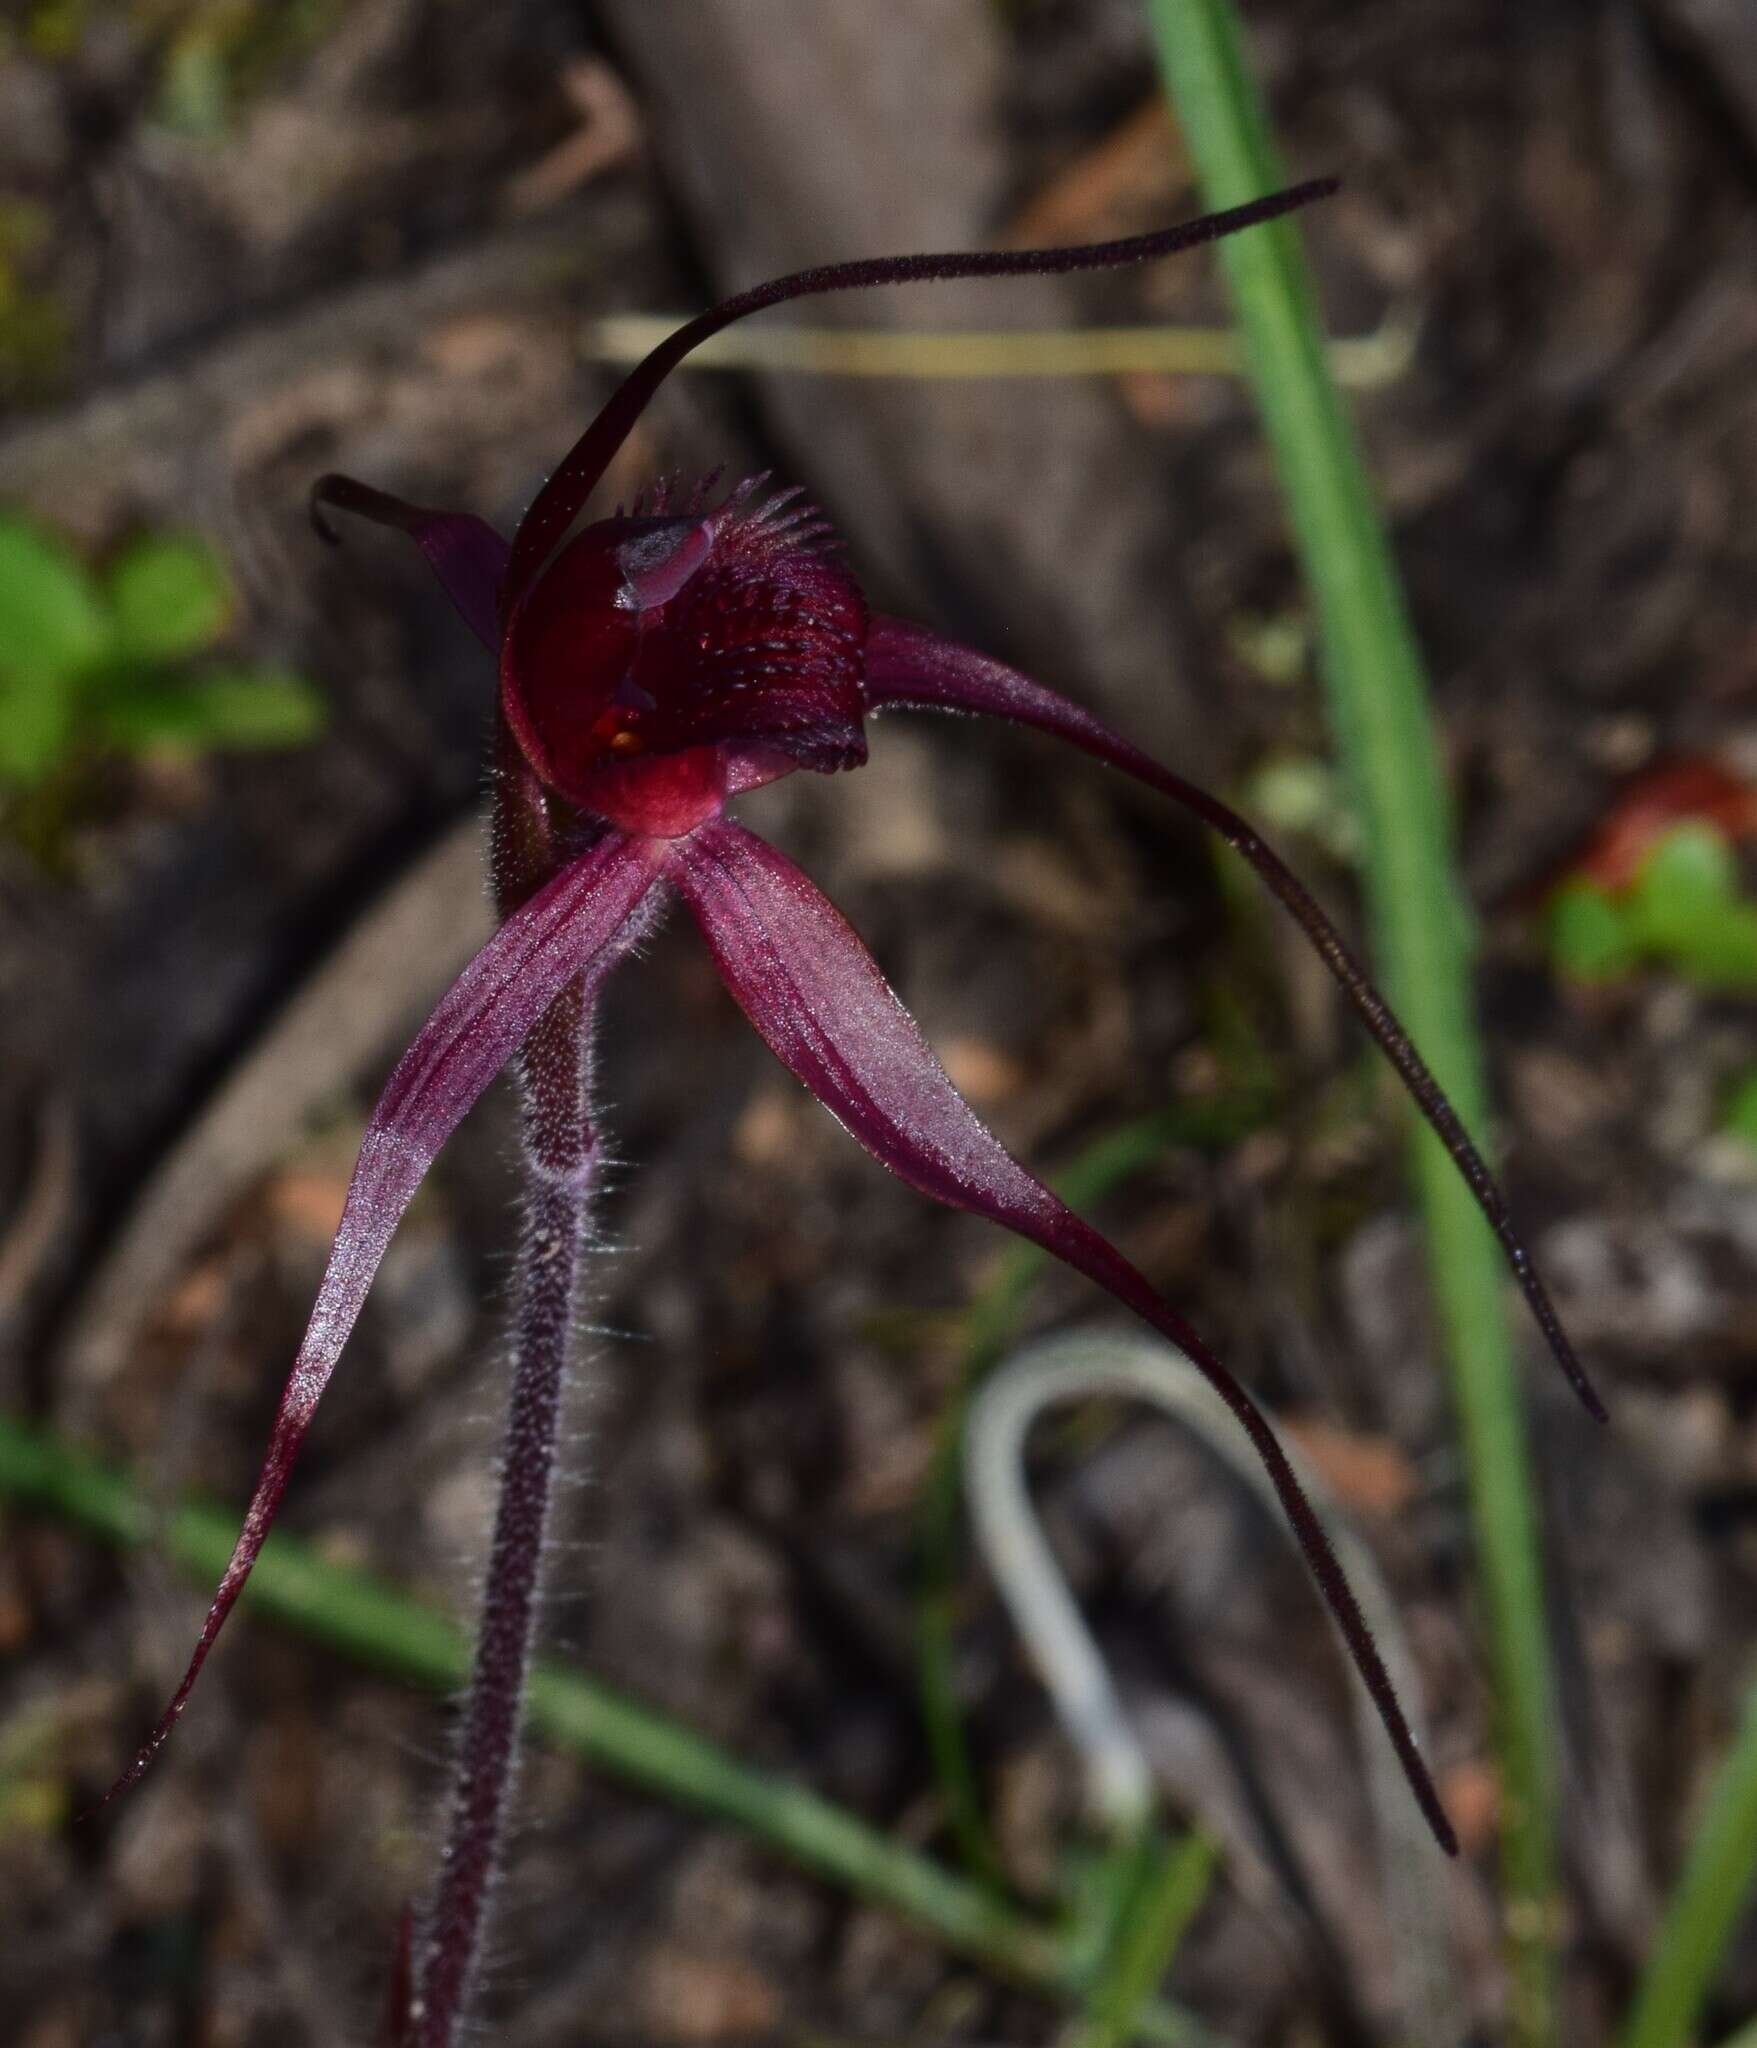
[312,474,509,653]
[379,1904,416,2048]
[864,616,1604,1426]
[108,829,668,1796]
[503,182,1337,607]
[674,818,1456,1855]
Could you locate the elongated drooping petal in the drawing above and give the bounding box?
[312,474,510,653]
[864,616,1605,1426]
[675,818,1457,1856]
[503,182,1338,606]
[109,830,667,1796]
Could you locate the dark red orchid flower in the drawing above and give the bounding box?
[115,182,1603,2017]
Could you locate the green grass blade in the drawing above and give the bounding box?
[1621,1672,1757,2048]
[1142,3,1561,2035]
[1081,1831,1217,2048]
[0,1410,1227,2042]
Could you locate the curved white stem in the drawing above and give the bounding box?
[964,1328,1459,2042]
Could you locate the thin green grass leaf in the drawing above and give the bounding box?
[1621,1672,1757,2048]
[1141,4,1564,2036]
[0,1410,1224,2047]
[1080,1831,1217,2048]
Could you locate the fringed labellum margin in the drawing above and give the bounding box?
[112,180,1605,2044]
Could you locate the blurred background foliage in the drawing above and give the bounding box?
[0,513,324,863]
[3,3,1757,2045]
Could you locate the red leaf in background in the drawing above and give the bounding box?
[1567,759,1757,894]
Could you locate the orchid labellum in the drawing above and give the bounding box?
[113,181,1602,2045]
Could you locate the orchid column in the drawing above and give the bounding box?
[100,182,1603,2048]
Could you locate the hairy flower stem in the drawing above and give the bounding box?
[413,967,597,2047]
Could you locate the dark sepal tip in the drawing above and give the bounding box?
[1423,1785,1461,1859]
[1254,174,1340,217]
[309,475,345,546]
[77,1728,166,1824]
[1546,1311,1607,1423]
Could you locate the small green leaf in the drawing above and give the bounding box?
[0,661,76,785]
[0,516,110,681]
[1723,1072,1757,1151]
[1628,823,1741,946]
[1622,823,1757,988]
[1548,881,1638,983]
[154,28,232,139]
[187,670,327,749]
[107,533,233,663]
[1669,904,1757,990]
[96,670,327,755]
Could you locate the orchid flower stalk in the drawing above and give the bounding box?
[108,180,1602,2044]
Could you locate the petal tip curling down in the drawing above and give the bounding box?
[104,831,668,1800]
[675,816,1457,1855]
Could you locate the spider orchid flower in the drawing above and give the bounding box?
[111,180,1604,2039]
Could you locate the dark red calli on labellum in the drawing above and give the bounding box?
[114,178,1605,1885]
[501,475,868,835]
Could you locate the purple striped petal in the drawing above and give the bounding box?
[109,828,667,1795]
[673,816,1456,1855]
[864,615,1604,1425]
[311,474,509,653]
